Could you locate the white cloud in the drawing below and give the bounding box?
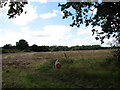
[40,10,59,19]
[77,25,102,37]
[31,25,72,46]
[60,11,64,16]
[77,25,114,47]
[0,29,23,46]
[21,27,29,32]
[29,0,47,3]
[0,24,112,47]
[89,7,97,15]
[75,25,103,46]
[0,4,9,23]
[0,25,72,46]
[93,8,97,15]
[12,5,38,26]
[64,36,100,47]
[0,6,8,17]
[77,25,93,36]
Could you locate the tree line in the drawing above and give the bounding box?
[1,39,118,53]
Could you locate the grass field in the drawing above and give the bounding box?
[2,49,120,88]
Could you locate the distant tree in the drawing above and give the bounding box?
[3,44,12,49]
[49,46,58,51]
[30,44,39,52]
[62,46,69,51]
[16,39,29,51]
[39,46,50,52]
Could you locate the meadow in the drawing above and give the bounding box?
[2,49,120,88]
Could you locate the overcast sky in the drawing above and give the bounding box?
[0,0,112,47]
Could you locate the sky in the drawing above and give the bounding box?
[0,0,112,47]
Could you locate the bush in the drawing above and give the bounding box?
[2,49,20,53]
[2,49,9,53]
[23,49,31,52]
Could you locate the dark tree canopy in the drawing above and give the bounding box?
[58,2,120,44]
[30,44,39,52]
[16,39,29,50]
[3,44,12,49]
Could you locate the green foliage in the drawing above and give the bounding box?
[3,44,12,49]
[30,44,39,52]
[0,0,28,19]
[70,45,101,50]
[2,48,20,53]
[16,39,29,51]
[58,2,120,44]
[2,44,20,53]
[39,46,50,52]
[49,46,69,51]
[2,39,118,53]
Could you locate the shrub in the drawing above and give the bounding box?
[2,49,20,53]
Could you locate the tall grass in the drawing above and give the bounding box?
[2,50,120,88]
[26,57,120,88]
